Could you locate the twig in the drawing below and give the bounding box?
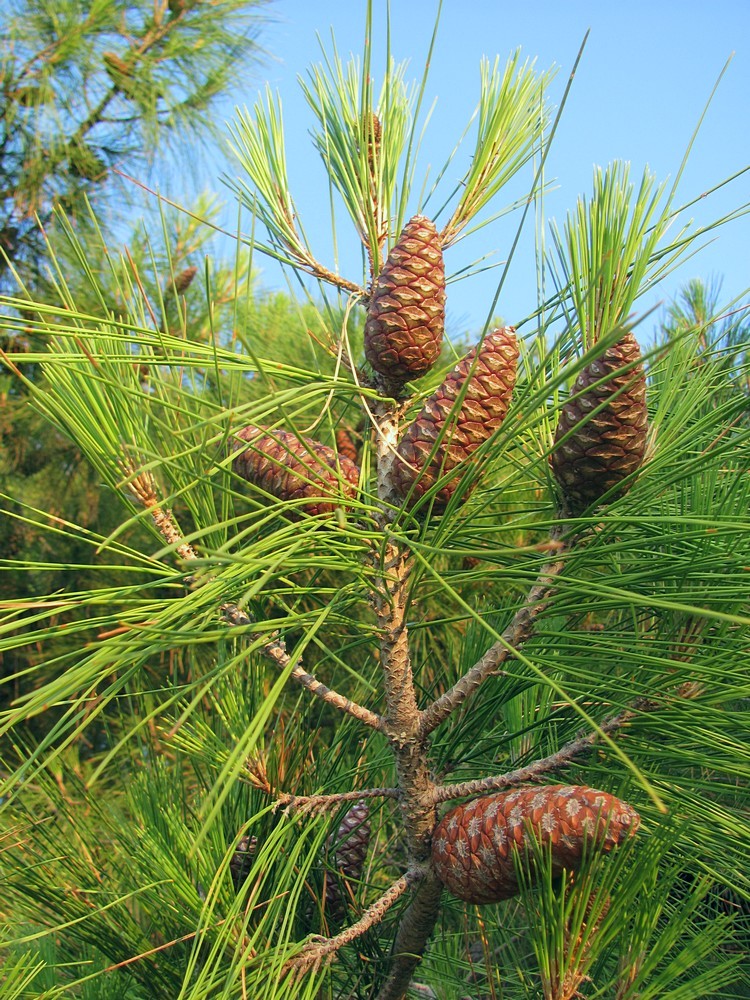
[126,471,382,730]
[283,871,417,979]
[243,623,383,730]
[275,786,400,816]
[419,543,569,736]
[122,464,200,563]
[432,703,646,804]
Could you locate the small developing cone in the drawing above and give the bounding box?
[232,426,360,517]
[103,52,131,78]
[551,332,647,514]
[361,112,382,181]
[165,265,198,297]
[230,834,258,891]
[364,215,445,390]
[335,426,362,466]
[102,52,139,99]
[431,784,639,905]
[392,327,518,510]
[325,801,371,920]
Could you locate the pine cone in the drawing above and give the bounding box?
[230,834,258,891]
[335,427,362,465]
[325,801,371,918]
[364,215,445,389]
[165,265,198,297]
[232,426,359,517]
[392,327,518,510]
[551,332,647,514]
[432,784,639,905]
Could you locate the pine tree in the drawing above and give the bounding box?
[0,0,269,290]
[0,11,749,1000]
[0,0,269,619]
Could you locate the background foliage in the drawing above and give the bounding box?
[0,6,749,999]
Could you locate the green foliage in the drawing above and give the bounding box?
[0,0,272,661]
[1,10,749,1000]
[0,0,269,287]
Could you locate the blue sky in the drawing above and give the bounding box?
[218,1,750,341]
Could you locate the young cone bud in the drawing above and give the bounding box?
[552,332,647,514]
[364,215,445,389]
[325,801,371,919]
[232,426,359,517]
[361,112,382,179]
[103,52,132,77]
[165,265,198,297]
[431,784,639,905]
[392,327,518,510]
[229,834,258,891]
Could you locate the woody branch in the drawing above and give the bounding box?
[126,467,381,730]
[419,533,569,737]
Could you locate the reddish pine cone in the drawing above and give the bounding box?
[232,426,359,517]
[432,784,639,905]
[326,801,371,917]
[335,427,362,466]
[364,215,445,387]
[392,327,518,509]
[552,332,648,514]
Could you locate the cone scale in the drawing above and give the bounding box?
[335,426,362,466]
[431,784,639,905]
[392,326,518,510]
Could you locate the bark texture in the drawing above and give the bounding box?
[371,401,441,997]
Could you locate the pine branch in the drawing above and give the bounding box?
[71,9,203,148]
[227,607,382,730]
[432,702,648,804]
[275,786,399,816]
[419,536,569,736]
[127,469,382,730]
[284,870,418,979]
[366,399,443,992]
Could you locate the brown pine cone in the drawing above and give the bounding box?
[229,834,258,891]
[392,327,518,510]
[325,801,371,918]
[551,332,647,514]
[335,427,362,466]
[165,265,198,297]
[431,784,639,905]
[232,426,359,517]
[364,215,445,390]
